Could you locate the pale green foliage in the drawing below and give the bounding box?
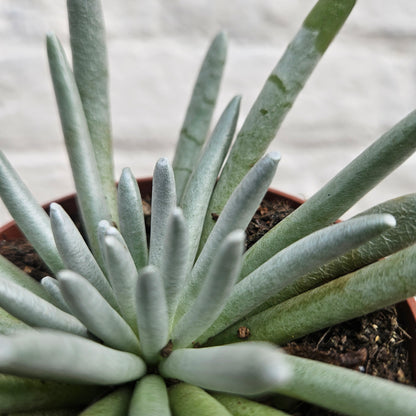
[0,0,416,415]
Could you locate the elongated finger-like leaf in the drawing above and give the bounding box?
[169,383,232,416]
[0,152,64,273]
[200,214,395,343]
[211,392,291,416]
[0,330,146,385]
[159,343,291,395]
[58,270,140,354]
[47,34,111,263]
[0,254,54,302]
[242,109,416,278]
[136,266,169,364]
[67,0,117,223]
[129,375,171,416]
[0,307,30,335]
[209,243,416,346]
[201,0,356,243]
[101,235,139,332]
[303,193,416,287]
[50,203,118,310]
[0,373,103,413]
[176,153,279,319]
[160,208,189,324]
[173,32,227,200]
[79,385,133,416]
[0,277,87,337]
[118,168,148,270]
[148,158,176,268]
[276,355,416,416]
[172,230,244,348]
[180,96,241,266]
[41,277,71,314]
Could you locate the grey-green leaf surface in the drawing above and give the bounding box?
[0,254,54,302]
[79,385,133,416]
[118,167,148,270]
[159,343,291,395]
[160,208,189,325]
[135,266,169,364]
[47,34,111,263]
[275,355,416,416]
[50,203,118,310]
[242,108,416,278]
[199,214,395,343]
[169,383,232,416]
[172,230,244,348]
[148,158,176,268]
[58,270,140,354]
[211,392,291,416]
[209,243,416,346]
[0,277,87,337]
[180,96,240,266]
[173,32,227,200]
[0,330,146,385]
[101,234,139,332]
[67,0,117,223]
[178,153,279,319]
[297,193,416,294]
[41,277,71,314]
[200,0,356,243]
[0,306,30,335]
[0,373,103,413]
[0,152,64,273]
[129,375,171,416]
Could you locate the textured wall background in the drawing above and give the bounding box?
[1,1,416,223]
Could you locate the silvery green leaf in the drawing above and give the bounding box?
[180,96,241,267]
[58,270,140,354]
[129,375,171,416]
[276,355,416,416]
[242,109,416,278]
[173,32,227,200]
[200,214,395,342]
[210,241,416,347]
[169,383,232,416]
[50,203,118,310]
[101,235,139,333]
[46,34,111,263]
[160,208,189,324]
[178,153,279,317]
[0,254,54,303]
[0,373,103,413]
[212,392,291,416]
[0,307,30,336]
[136,266,169,364]
[118,167,148,270]
[201,0,356,243]
[0,330,146,385]
[0,277,87,337]
[79,385,133,416]
[41,277,71,314]
[0,152,64,273]
[172,230,244,348]
[159,343,291,396]
[148,158,176,268]
[67,0,117,224]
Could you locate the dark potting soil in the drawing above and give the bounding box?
[0,194,414,416]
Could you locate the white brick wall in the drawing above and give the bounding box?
[1,0,416,223]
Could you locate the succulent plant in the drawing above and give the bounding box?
[1,0,416,415]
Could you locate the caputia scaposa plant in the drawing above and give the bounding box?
[0,0,416,415]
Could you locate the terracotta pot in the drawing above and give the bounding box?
[0,178,415,380]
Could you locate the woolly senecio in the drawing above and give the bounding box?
[0,0,416,415]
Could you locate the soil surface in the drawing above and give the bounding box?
[0,194,414,416]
